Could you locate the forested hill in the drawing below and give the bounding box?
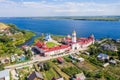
[0,23,35,57]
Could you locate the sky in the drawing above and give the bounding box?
[0,0,120,17]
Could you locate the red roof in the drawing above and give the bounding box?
[63,36,94,45]
[35,35,94,53]
[22,45,27,49]
[57,57,64,62]
[35,41,70,53]
[76,78,81,80]
[35,41,43,48]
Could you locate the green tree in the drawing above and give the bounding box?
[44,62,51,71]
[95,71,104,78]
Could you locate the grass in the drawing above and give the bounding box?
[105,64,120,79]
[18,67,34,80]
[53,65,70,80]
[62,66,81,76]
[46,42,58,48]
[44,68,60,80]
[76,61,97,71]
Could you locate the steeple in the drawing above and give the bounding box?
[90,34,94,39]
[72,30,76,43]
[72,30,76,35]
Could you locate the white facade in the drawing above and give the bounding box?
[72,31,77,43]
[71,43,80,50]
[44,47,70,56]
[71,41,94,51]
[0,70,10,80]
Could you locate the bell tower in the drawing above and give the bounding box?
[72,30,76,43]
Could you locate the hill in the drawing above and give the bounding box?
[0,23,9,30]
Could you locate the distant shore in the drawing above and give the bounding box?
[1,16,119,21]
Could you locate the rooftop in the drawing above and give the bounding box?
[27,71,44,80]
[0,70,9,79]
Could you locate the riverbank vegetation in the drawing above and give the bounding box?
[0,23,35,57]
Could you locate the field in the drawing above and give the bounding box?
[76,61,97,71]
[44,68,60,80]
[17,66,34,80]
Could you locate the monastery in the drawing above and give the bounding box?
[33,31,95,56]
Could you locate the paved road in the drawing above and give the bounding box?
[5,52,71,69]
[5,48,87,69]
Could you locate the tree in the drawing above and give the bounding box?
[86,71,95,77]
[27,49,32,57]
[95,71,104,78]
[44,62,51,71]
[0,63,4,71]
[105,75,116,80]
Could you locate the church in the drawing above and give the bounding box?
[33,31,95,56]
[62,30,95,51]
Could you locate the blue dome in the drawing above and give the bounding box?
[44,34,52,41]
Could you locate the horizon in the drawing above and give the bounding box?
[0,15,120,18]
[0,0,120,17]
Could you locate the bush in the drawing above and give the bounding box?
[95,71,104,78]
[0,64,4,71]
[105,75,116,80]
[64,57,71,62]
[44,62,51,71]
[85,71,95,77]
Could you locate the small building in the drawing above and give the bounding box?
[0,58,10,64]
[3,58,10,64]
[22,45,30,51]
[109,60,117,65]
[44,34,52,41]
[19,55,26,62]
[71,72,86,80]
[116,39,120,43]
[77,58,84,62]
[10,55,16,62]
[57,57,64,63]
[0,70,10,80]
[101,44,117,51]
[27,71,44,80]
[103,63,109,67]
[84,51,90,55]
[97,53,109,61]
[69,54,77,60]
[38,63,44,71]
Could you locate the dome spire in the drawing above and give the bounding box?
[72,30,76,43]
[72,30,76,35]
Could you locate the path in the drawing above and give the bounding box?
[5,49,87,70]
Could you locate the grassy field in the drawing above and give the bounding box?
[18,67,34,80]
[53,65,70,80]
[44,68,60,80]
[76,61,97,71]
[46,42,58,48]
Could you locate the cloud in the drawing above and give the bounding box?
[0,0,119,17]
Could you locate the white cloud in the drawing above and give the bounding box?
[0,0,119,17]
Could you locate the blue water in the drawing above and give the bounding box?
[0,18,120,40]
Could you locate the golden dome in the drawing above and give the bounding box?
[72,30,76,34]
